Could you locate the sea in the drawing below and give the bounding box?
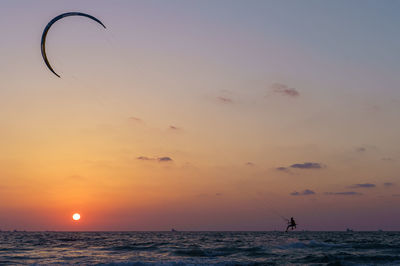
[0,231,399,265]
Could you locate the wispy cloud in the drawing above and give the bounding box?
[290,189,316,196]
[384,182,395,187]
[354,145,378,154]
[137,156,153,161]
[158,157,173,162]
[245,162,255,166]
[217,96,233,104]
[325,191,363,196]
[137,156,173,162]
[129,116,144,123]
[348,183,376,189]
[382,157,394,162]
[276,162,324,172]
[290,162,324,169]
[169,125,181,131]
[355,147,366,153]
[271,83,300,97]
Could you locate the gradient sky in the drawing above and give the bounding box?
[1,0,400,231]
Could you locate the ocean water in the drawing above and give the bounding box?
[0,231,399,265]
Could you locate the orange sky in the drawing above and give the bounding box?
[1,0,400,231]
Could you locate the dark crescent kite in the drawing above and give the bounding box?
[41,12,106,78]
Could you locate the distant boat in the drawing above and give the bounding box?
[346,228,353,232]
[171,228,178,232]
[378,229,383,232]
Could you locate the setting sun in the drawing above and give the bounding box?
[72,213,81,221]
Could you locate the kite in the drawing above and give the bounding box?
[41,12,106,78]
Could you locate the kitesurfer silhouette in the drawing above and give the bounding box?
[285,217,297,232]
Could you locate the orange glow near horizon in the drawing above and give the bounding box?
[1,1,400,232]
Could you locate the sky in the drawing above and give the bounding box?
[1,0,400,231]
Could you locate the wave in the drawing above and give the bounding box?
[2,231,400,265]
[97,262,267,266]
[111,243,161,251]
[173,245,270,258]
[294,254,400,265]
[277,239,343,249]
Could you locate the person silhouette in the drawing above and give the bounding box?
[285,217,297,232]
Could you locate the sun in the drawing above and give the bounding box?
[72,213,81,221]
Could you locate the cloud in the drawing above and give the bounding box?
[129,116,144,123]
[245,162,255,166]
[169,125,181,131]
[271,83,300,97]
[137,156,153,161]
[290,189,316,196]
[137,156,173,162]
[392,194,400,197]
[384,182,395,187]
[355,147,366,153]
[324,191,363,196]
[290,162,324,169]
[158,157,173,162]
[196,193,223,198]
[382,157,394,162]
[275,167,292,174]
[277,162,324,173]
[348,183,376,189]
[355,145,378,154]
[217,96,233,103]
